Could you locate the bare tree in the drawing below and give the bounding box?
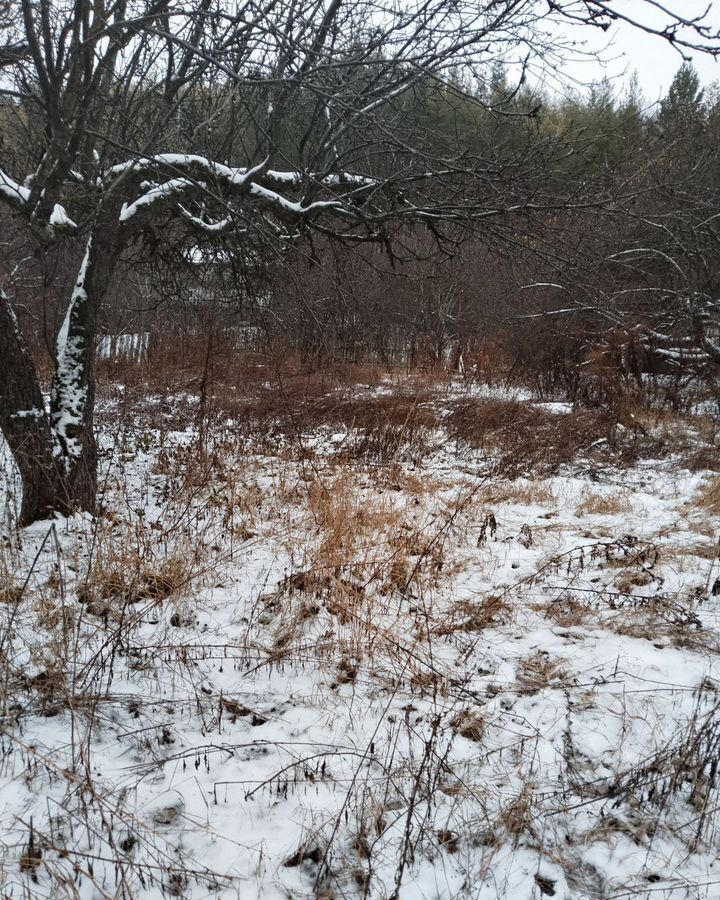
[0,0,718,524]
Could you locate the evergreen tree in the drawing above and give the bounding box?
[659,63,705,134]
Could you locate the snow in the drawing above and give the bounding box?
[116,164,352,224]
[178,207,232,233]
[533,400,573,415]
[49,203,78,230]
[0,286,23,337]
[120,178,200,221]
[109,153,259,181]
[0,166,30,204]
[110,154,374,191]
[1,382,719,899]
[247,181,351,217]
[104,154,377,228]
[10,408,46,418]
[0,168,77,232]
[50,240,91,463]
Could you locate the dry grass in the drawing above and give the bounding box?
[575,489,631,518]
[496,787,536,843]
[76,544,191,618]
[437,596,512,635]
[634,409,720,471]
[101,345,444,464]
[450,709,486,742]
[447,395,719,476]
[691,476,720,516]
[537,593,593,628]
[248,466,457,682]
[668,541,720,563]
[447,398,620,475]
[515,651,568,695]
[97,351,720,477]
[613,567,655,593]
[476,479,556,508]
[0,580,23,605]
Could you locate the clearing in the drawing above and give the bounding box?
[0,367,719,899]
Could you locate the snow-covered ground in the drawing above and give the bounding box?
[0,381,719,899]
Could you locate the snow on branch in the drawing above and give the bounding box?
[704,335,720,359]
[1,151,374,239]
[119,177,203,222]
[0,167,30,205]
[0,165,77,233]
[112,154,374,227]
[108,154,373,190]
[652,346,710,362]
[49,205,78,230]
[245,182,357,218]
[642,326,715,364]
[177,206,232,233]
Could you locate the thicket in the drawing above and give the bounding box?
[2,63,719,405]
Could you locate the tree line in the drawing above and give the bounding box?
[78,62,717,391]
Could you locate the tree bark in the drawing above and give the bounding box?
[0,215,119,525]
[0,288,62,525]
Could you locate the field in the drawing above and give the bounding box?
[1,362,719,900]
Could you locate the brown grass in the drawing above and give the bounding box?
[450,710,486,743]
[100,344,443,463]
[633,409,720,471]
[437,596,512,634]
[613,568,654,593]
[77,549,190,617]
[0,581,23,605]
[497,787,536,842]
[6,360,720,897]
[447,394,719,476]
[446,399,619,475]
[669,541,720,562]
[537,594,593,628]
[476,479,556,507]
[515,651,568,695]
[256,467,453,676]
[692,476,720,516]
[575,489,631,518]
[97,350,720,478]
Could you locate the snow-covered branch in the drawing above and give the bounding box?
[119,177,204,222]
[0,167,30,205]
[108,155,373,192]
[111,154,374,231]
[0,165,77,234]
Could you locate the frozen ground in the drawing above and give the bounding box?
[0,379,719,899]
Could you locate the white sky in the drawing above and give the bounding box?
[540,0,720,104]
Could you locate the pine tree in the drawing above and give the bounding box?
[659,63,705,134]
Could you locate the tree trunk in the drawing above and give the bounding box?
[0,218,119,525]
[0,287,62,525]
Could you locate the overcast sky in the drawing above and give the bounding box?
[538,0,720,104]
